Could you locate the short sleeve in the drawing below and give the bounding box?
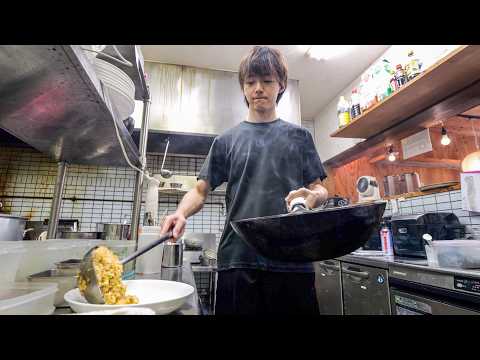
[198,136,228,191]
[302,130,327,186]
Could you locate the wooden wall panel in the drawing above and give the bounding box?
[323,123,479,203]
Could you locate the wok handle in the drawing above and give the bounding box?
[120,231,173,265]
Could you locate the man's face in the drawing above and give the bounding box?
[243,74,284,112]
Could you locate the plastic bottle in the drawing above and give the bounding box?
[406,50,421,81]
[350,88,361,119]
[337,96,351,128]
[395,64,407,88]
[380,222,394,256]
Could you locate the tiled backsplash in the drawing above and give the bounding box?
[383,190,480,238]
[0,146,226,247]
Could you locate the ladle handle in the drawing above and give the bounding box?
[120,231,173,265]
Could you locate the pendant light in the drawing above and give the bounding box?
[440,122,451,146]
[461,117,480,172]
[388,145,396,162]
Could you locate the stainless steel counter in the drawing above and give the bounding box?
[54,256,201,315]
[339,252,480,280]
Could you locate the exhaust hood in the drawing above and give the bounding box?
[131,62,301,155]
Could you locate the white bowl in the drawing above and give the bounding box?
[64,279,194,315]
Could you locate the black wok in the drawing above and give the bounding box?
[231,201,387,262]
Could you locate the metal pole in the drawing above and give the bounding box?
[131,95,151,241]
[47,161,68,239]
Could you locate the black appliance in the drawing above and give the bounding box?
[390,212,465,258]
[322,196,349,208]
[362,216,391,251]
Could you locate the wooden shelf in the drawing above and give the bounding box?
[383,184,461,201]
[331,45,480,139]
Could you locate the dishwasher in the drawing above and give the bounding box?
[389,265,480,315]
[314,260,343,314]
[341,262,391,315]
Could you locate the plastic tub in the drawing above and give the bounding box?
[0,282,57,315]
[0,240,75,281]
[28,270,77,307]
[425,240,480,269]
[0,248,26,283]
[136,226,164,274]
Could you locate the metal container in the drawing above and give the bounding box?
[54,259,82,276]
[183,232,216,251]
[97,223,130,240]
[200,248,217,267]
[0,214,27,241]
[24,219,79,240]
[59,231,101,239]
[161,239,183,268]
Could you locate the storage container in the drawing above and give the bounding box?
[425,240,480,269]
[0,247,26,283]
[0,282,57,315]
[28,270,77,307]
[136,226,164,274]
[0,240,78,280]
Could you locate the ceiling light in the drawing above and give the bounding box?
[388,145,396,162]
[461,117,480,172]
[462,151,480,172]
[301,45,357,61]
[441,126,451,146]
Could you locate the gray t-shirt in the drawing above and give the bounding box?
[198,118,327,272]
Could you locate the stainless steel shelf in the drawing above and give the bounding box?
[0,45,141,167]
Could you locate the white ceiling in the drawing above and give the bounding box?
[140,45,390,120]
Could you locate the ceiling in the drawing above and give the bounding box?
[140,45,390,120]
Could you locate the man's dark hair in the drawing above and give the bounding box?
[238,46,288,107]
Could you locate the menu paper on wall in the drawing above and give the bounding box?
[461,172,480,213]
[401,129,433,160]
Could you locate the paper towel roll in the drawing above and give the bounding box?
[145,175,160,224]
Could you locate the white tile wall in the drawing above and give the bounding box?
[1,146,226,247]
[392,190,479,238]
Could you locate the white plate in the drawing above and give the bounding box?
[64,280,194,315]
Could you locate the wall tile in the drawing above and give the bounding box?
[424,204,438,212]
[436,193,451,204]
[437,202,452,211]
[450,191,462,202]
[412,205,425,214]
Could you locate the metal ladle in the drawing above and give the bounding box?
[160,139,172,179]
[79,231,173,304]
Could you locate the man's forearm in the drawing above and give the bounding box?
[176,187,208,219]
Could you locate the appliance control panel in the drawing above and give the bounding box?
[454,276,480,294]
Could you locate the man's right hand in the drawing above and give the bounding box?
[160,211,187,241]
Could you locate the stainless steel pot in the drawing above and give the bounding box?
[161,239,183,268]
[0,214,27,241]
[97,223,130,240]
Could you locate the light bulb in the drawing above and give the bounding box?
[441,134,451,146]
[440,127,451,146]
[388,152,396,162]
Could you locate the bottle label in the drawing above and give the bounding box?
[339,112,351,127]
[381,228,393,255]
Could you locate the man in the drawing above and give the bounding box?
[161,46,328,315]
